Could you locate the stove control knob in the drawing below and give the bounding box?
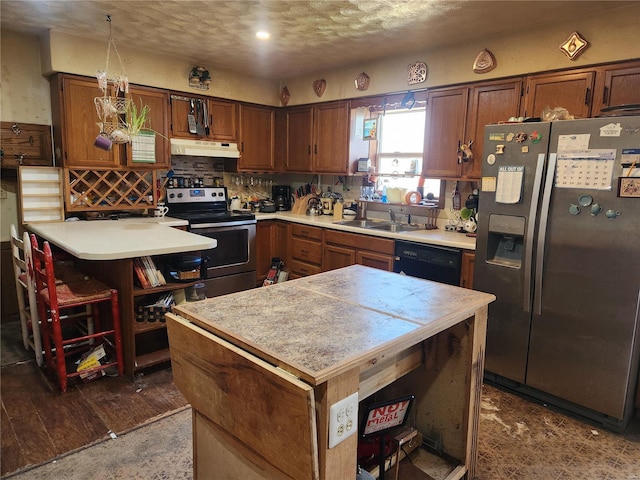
[177,193,183,198]
[168,193,175,198]
[211,192,217,197]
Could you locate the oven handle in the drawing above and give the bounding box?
[190,219,257,229]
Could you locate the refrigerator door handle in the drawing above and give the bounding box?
[534,152,558,316]
[523,153,546,313]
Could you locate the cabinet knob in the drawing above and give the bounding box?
[11,123,21,135]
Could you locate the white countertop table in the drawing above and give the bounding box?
[28,217,216,260]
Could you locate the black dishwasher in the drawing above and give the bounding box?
[393,240,462,286]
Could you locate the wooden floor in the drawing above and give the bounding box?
[1,320,187,477]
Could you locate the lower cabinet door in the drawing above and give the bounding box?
[356,250,394,271]
[323,244,356,271]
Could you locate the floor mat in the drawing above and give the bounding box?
[3,407,192,480]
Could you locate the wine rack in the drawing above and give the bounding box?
[65,168,156,211]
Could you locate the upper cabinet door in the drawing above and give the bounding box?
[170,94,237,142]
[126,86,170,169]
[238,104,275,171]
[170,94,193,138]
[313,102,350,174]
[465,79,523,179]
[52,74,121,168]
[423,87,468,178]
[592,61,640,115]
[285,106,313,172]
[209,99,238,142]
[523,71,595,119]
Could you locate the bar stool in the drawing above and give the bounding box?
[10,225,43,366]
[30,234,124,392]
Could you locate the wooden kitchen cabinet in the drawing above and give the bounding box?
[256,220,290,285]
[289,224,323,278]
[424,79,522,180]
[1,122,53,168]
[126,86,171,169]
[87,254,200,375]
[50,74,122,168]
[464,79,524,179]
[284,106,313,172]
[284,101,350,174]
[313,102,350,174]
[460,250,475,289]
[238,103,275,171]
[167,265,494,480]
[50,73,170,169]
[170,93,237,142]
[323,229,395,272]
[255,220,274,285]
[523,70,595,119]
[423,86,467,178]
[592,60,640,115]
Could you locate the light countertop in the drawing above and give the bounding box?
[173,265,494,385]
[254,211,476,250]
[28,217,216,261]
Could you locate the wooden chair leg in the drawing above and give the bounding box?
[110,290,124,376]
[50,307,68,392]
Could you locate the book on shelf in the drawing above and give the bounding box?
[133,257,151,289]
[134,256,166,289]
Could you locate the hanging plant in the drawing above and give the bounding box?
[126,98,151,138]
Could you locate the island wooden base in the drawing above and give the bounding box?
[168,307,487,480]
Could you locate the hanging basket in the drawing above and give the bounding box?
[97,121,131,144]
[94,96,130,119]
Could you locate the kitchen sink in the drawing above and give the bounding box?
[368,223,421,233]
[333,219,420,233]
[333,219,388,228]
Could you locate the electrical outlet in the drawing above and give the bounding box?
[328,392,358,448]
[0,187,7,200]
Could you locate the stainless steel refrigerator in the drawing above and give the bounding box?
[474,116,640,430]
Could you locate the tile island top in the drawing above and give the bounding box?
[172,265,495,386]
[28,217,215,260]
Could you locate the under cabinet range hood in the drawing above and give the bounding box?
[170,138,240,158]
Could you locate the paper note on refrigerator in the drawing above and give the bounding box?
[555,149,616,190]
[496,166,524,203]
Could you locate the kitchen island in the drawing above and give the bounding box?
[166,265,495,480]
[28,218,217,374]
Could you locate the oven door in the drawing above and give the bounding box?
[190,220,257,278]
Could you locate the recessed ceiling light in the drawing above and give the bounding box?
[256,31,270,40]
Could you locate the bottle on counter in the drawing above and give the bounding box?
[334,200,343,218]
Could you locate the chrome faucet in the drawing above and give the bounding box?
[389,208,396,223]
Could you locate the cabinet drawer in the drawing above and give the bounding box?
[1,122,52,168]
[289,259,322,277]
[325,230,395,255]
[291,237,322,264]
[291,224,323,241]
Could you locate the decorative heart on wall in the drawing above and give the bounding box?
[280,86,291,106]
[313,79,327,97]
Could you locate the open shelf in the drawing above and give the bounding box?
[133,320,168,334]
[134,348,171,371]
[133,280,199,297]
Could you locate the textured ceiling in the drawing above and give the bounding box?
[0,0,634,80]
